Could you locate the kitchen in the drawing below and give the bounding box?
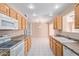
[0,3,79,56]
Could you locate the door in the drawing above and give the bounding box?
[32,23,48,38]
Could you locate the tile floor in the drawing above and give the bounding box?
[27,37,53,56]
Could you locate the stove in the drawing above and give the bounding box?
[0,40,21,48]
[0,35,24,56]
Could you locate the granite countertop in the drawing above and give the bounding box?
[50,35,79,55]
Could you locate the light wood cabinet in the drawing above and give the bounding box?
[56,41,63,56]
[24,38,28,55]
[52,39,56,55]
[49,36,63,56]
[53,16,62,30]
[24,37,31,55]
[17,14,27,30]
[17,14,22,29]
[53,17,57,29]
[0,4,9,16]
[56,16,62,30]
[21,17,26,30]
[0,3,27,30]
[10,8,17,19]
[75,4,79,29]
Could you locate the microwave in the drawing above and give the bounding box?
[0,13,18,30]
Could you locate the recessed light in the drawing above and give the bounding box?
[28,4,34,9]
[55,5,59,9]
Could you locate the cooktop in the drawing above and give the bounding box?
[0,40,21,48]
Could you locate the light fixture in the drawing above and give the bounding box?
[55,5,59,9]
[28,4,34,9]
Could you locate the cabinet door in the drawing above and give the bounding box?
[10,8,17,19]
[56,42,63,56]
[56,16,62,30]
[17,14,22,29]
[0,4,9,16]
[21,17,26,30]
[52,39,56,55]
[53,17,57,29]
[75,4,79,28]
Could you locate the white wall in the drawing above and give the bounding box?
[63,11,75,32]
[63,11,79,33]
[49,23,54,36]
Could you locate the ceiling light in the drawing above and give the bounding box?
[28,4,34,9]
[33,13,37,16]
[55,5,59,9]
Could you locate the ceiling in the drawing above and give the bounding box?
[8,3,74,23]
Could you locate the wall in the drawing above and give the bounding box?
[48,22,54,36]
[63,10,79,33]
[63,11,74,32]
[32,23,48,38]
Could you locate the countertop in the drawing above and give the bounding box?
[50,35,79,55]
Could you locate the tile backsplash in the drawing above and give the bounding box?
[0,30,24,37]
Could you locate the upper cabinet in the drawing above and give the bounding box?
[17,14,22,29]
[0,3,27,30]
[56,16,62,30]
[17,14,26,30]
[10,8,17,19]
[53,16,62,31]
[21,17,26,30]
[75,4,79,29]
[53,17,57,29]
[0,4,9,16]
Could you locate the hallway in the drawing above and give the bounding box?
[28,37,53,56]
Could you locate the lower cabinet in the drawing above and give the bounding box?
[52,39,56,55]
[24,37,31,55]
[49,36,77,56]
[49,36,63,56]
[55,42,63,56]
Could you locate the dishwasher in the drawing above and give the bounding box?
[63,46,78,56]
